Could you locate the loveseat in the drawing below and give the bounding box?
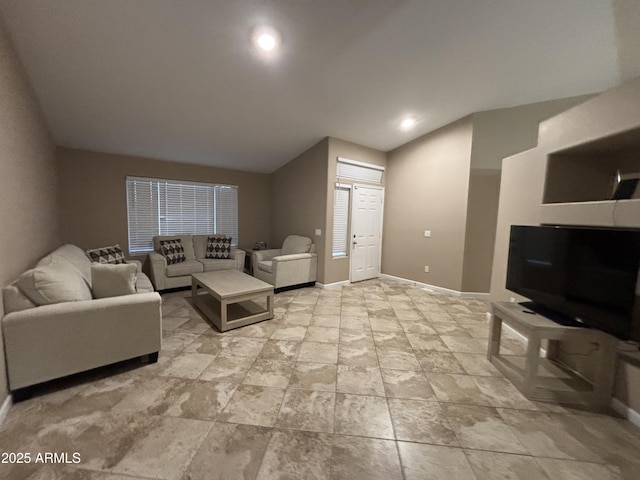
[148,234,246,290]
[252,235,318,291]
[1,244,162,397]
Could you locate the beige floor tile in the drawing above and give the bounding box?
[198,353,254,382]
[257,339,301,361]
[336,365,385,396]
[453,353,503,376]
[305,326,340,343]
[429,321,470,336]
[369,316,403,332]
[163,380,238,420]
[372,331,411,348]
[298,341,339,364]
[339,329,374,345]
[399,320,438,335]
[376,347,421,370]
[331,435,403,480]
[311,315,341,328]
[224,337,268,357]
[465,450,551,480]
[473,376,540,410]
[340,316,371,329]
[417,351,466,374]
[184,423,272,480]
[443,404,528,454]
[242,359,294,388]
[112,416,212,480]
[289,362,337,391]
[397,442,477,480]
[388,398,458,445]
[535,458,622,480]
[428,373,492,406]
[440,335,488,354]
[183,335,231,355]
[497,409,607,462]
[275,389,335,433]
[270,325,308,341]
[381,369,436,400]
[257,430,333,480]
[338,344,380,367]
[405,333,450,352]
[219,385,286,427]
[158,353,215,379]
[334,393,394,439]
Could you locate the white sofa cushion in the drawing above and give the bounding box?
[38,244,92,286]
[282,235,312,255]
[200,258,237,272]
[17,257,92,306]
[2,283,37,314]
[166,259,203,277]
[257,260,273,274]
[91,263,137,298]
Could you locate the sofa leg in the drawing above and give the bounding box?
[147,352,159,363]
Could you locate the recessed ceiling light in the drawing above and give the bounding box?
[400,117,416,130]
[252,26,280,52]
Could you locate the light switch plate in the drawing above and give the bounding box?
[315,229,322,236]
[424,230,431,237]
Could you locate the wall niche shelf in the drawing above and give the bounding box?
[540,199,640,229]
[543,127,640,204]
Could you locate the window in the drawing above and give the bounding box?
[126,176,238,253]
[337,157,384,183]
[332,184,350,257]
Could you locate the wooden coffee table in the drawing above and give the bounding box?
[192,270,274,332]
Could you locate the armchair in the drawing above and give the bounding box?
[252,235,318,292]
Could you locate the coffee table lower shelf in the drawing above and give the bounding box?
[191,270,274,333]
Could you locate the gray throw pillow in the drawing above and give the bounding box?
[17,258,92,305]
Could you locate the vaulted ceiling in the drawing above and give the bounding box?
[0,0,634,173]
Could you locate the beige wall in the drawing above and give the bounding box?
[461,169,501,292]
[324,137,387,285]
[57,148,271,257]
[383,117,474,291]
[0,20,59,402]
[270,139,329,283]
[461,97,592,293]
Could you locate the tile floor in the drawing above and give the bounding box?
[1,279,640,479]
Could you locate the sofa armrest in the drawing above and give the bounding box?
[129,259,143,274]
[253,249,281,263]
[229,248,246,271]
[148,251,167,290]
[2,292,162,390]
[272,253,318,263]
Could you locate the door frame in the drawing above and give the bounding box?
[349,183,385,283]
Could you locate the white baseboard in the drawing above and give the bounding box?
[611,397,640,428]
[380,274,489,299]
[315,280,350,289]
[0,394,12,427]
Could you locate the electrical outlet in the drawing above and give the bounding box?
[314,229,322,236]
[424,266,429,273]
[424,230,431,237]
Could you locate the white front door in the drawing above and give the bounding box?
[350,184,384,283]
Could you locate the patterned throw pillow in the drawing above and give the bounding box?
[159,239,186,265]
[206,236,232,259]
[86,244,127,264]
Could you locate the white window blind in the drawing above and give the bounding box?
[337,157,384,184]
[332,184,350,257]
[126,177,238,253]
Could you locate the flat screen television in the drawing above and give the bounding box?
[506,225,640,341]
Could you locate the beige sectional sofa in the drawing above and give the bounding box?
[148,234,246,290]
[1,244,162,396]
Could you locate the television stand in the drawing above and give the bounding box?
[489,301,617,407]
